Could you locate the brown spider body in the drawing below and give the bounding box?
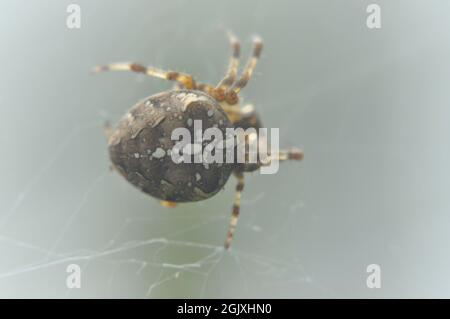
[107,90,234,202]
[95,33,303,249]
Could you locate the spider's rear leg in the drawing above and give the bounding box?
[160,200,178,208]
[224,172,245,250]
[103,121,113,139]
[103,122,117,172]
[92,62,196,89]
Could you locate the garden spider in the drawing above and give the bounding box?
[93,33,303,249]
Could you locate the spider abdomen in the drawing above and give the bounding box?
[108,90,234,202]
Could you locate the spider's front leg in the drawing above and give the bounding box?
[216,31,241,90]
[196,31,241,102]
[222,36,263,105]
[92,62,196,89]
[228,36,263,95]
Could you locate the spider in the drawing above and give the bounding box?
[93,33,303,249]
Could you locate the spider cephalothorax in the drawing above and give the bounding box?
[94,33,303,249]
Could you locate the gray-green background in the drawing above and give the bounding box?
[1,0,449,298]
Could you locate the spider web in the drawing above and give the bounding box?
[0,119,319,298]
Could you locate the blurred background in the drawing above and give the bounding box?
[0,0,450,298]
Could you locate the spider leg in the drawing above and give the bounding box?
[92,62,196,89]
[228,36,263,95]
[261,147,304,165]
[224,172,245,250]
[196,82,217,96]
[196,32,241,103]
[103,121,113,139]
[216,31,241,89]
[160,200,177,208]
